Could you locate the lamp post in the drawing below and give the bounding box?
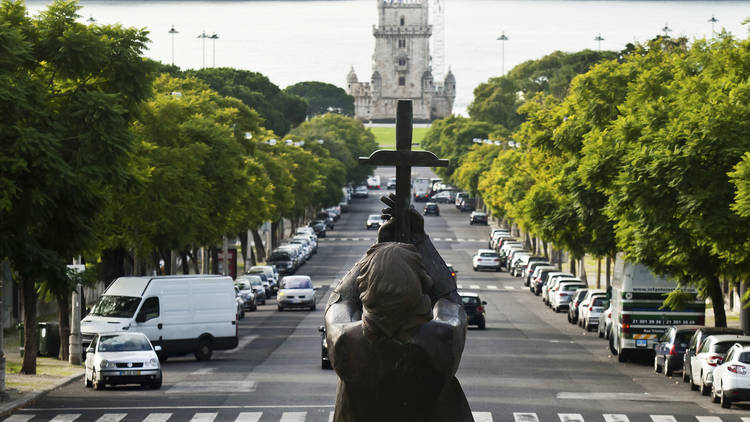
[86,16,96,24]
[168,26,179,66]
[496,31,509,75]
[209,33,219,67]
[662,23,672,37]
[594,33,604,52]
[197,31,209,68]
[708,15,719,36]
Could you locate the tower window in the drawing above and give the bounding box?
[398,59,406,66]
[400,17,405,26]
[399,77,405,86]
[398,39,406,48]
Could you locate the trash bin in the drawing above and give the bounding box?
[18,322,61,358]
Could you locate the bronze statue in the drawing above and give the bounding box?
[324,194,473,422]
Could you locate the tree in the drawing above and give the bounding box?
[0,0,154,373]
[284,81,354,117]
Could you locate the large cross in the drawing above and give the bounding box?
[359,100,449,243]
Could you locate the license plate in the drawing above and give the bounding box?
[120,370,140,376]
[636,339,648,348]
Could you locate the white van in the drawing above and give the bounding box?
[81,275,238,361]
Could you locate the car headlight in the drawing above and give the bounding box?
[148,358,158,367]
[100,359,112,368]
[278,291,285,297]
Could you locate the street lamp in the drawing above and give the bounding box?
[86,16,96,24]
[496,31,509,75]
[594,33,605,52]
[662,23,672,37]
[197,31,209,68]
[168,26,179,66]
[708,15,719,36]
[209,33,219,67]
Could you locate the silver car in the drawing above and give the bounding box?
[84,332,162,390]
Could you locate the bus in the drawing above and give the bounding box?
[412,177,431,201]
[609,257,704,362]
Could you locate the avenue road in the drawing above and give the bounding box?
[6,167,750,422]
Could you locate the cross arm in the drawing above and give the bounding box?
[358,150,449,167]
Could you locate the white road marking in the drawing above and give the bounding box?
[234,413,262,422]
[558,414,584,422]
[741,418,750,422]
[603,416,629,422]
[444,238,453,241]
[189,413,216,422]
[472,412,493,422]
[50,415,80,422]
[696,418,722,422]
[3,416,34,422]
[167,381,257,394]
[557,392,681,402]
[95,414,126,422]
[457,238,465,242]
[224,335,259,354]
[142,414,172,422]
[504,285,516,290]
[279,412,307,422]
[329,412,334,422]
[190,367,215,375]
[487,285,498,290]
[514,413,540,422]
[470,285,481,289]
[457,284,464,289]
[650,416,677,422]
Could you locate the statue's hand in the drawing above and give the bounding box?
[377,193,425,244]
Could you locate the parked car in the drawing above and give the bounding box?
[512,256,546,278]
[530,266,563,295]
[459,291,486,329]
[654,326,699,376]
[541,273,575,304]
[711,343,750,408]
[318,325,331,369]
[455,192,468,208]
[316,212,335,230]
[597,304,612,339]
[308,220,327,238]
[568,288,590,324]
[577,290,607,331]
[526,262,553,288]
[277,275,316,311]
[268,249,296,275]
[353,185,369,198]
[366,214,386,230]
[387,177,397,189]
[234,284,256,312]
[472,249,501,271]
[469,212,488,225]
[236,275,266,305]
[550,281,587,312]
[458,198,476,212]
[489,229,511,249]
[690,334,750,395]
[84,332,162,390]
[432,190,455,203]
[505,249,529,271]
[683,327,744,383]
[235,287,248,318]
[423,202,440,216]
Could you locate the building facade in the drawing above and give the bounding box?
[347,0,455,123]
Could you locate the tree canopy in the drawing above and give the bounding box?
[284,81,354,117]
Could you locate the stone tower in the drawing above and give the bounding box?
[347,0,455,123]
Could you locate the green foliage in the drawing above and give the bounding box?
[186,67,307,136]
[284,81,354,117]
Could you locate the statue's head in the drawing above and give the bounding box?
[357,242,433,341]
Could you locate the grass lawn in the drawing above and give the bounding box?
[369,126,430,148]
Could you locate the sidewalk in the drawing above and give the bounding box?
[0,328,84,417]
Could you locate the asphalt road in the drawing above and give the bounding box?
[8,167,750,422]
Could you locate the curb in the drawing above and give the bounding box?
[0,371,84,418]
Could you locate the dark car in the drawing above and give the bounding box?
[316,212,335,230]
[423,202,439,216]
[683,327,744,383]
[309,220,327,238]
[469,211,488,225]
[567,288,589,324]
[318,325,331,369]
[654,326,700,376]
[459,198,476,212]
[459,292,486,329]
[268,249,295,275]
[432,190,456,204]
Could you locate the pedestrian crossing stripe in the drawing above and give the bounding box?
[9,412,746,422]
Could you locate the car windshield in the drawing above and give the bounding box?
[269,252,290,262]
[676,331,694,344]
[90,296,141,318]
[368,214,382,220]
[563,285,584,291]
[739,352,750,364]
[97,334,152,352]
[593,298,607,307]
[461,296,479,305]
[714,341,750,354]
[480,252,497,257]
[282,278,313,289]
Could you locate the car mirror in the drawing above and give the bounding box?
[313,286,320,291]
[318,325,325,333]
[153,345,162,352]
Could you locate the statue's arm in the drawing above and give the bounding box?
[416,298,467,377]
[324,263,363,371]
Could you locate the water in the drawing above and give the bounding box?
[25,0,750,116]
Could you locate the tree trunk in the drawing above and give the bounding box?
[56,293,71,361]
[606,255,612,289]
[706,274,727,328]
[252,229,267,262]
[524,232,532,251]
[211,248,219,274]
[180,250,190,275]
[100,247,128,285]
[20,277,38,374]
[597,258,602,289]
[740,281,749,335]
[239,231,249,269]
[160,249,171,275]
[570,257,577,277]
[271,221,280,249]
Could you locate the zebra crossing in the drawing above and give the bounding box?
[7,412,750,422]
[457,284,520,291]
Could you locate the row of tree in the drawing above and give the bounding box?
[426,33,750,331]
[0,0,373,374]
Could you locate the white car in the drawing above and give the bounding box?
[542,273,574,304]
[578,290,607,331]
[84,332,162,390]
[366,214,386,230]
[690,334,750,396]
[472,249,501,271]
[712,343,750,408]
[550,281,587,312]
[277,275,316,311]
